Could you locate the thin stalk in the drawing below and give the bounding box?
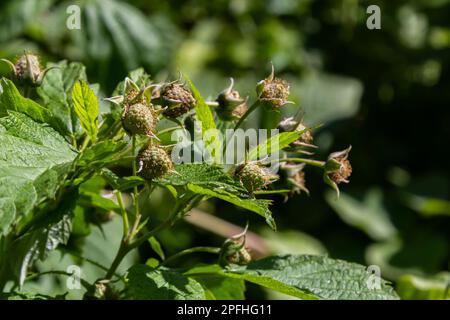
[104,240,128,280]
[277,158,325,168]
[26,270,91,289]
[162,247,220,266]
[79,135,91,152]
[129,135,142,240]
[115,190,129,237]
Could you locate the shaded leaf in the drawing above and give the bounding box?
[127,264,205,300]
[325,189,397,241]
[187,184,275,230]
[0,112,76,234]
[396,273,450,300]
[37,61,87,136]
[0,78,63,133]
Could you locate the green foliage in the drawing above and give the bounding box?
[185,76,216,135]
[0,78,59,130]
[0,111,76,235]
[127,264,205,300]
[224,255,399,300]
[247,131,302,161]
[396,273,450,300]
[72,80,99,143]
[0,60,401,300]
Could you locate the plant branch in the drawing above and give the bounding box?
[277,158,325,168]
[162,247,220,266]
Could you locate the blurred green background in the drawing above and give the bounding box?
[0,0,449,299]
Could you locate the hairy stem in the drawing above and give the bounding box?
[162,247,220,266]
[115,190,129,237]
[277,158,325,168]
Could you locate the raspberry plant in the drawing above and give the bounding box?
[0,54,399,300]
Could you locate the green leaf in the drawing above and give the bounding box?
[192,274,245,300]
[157,164,275,229]
[0,193,75,287]
[37,61,87,136]
[402,193,450,217]
[78,190,119,212]
[101,169,145,191]
[187,184,275,230]
[396,273,450,300]
[325,189,397,241]
[148,237,165,260]
[185,75,216,135]
[0,78,63,133]
[72,80,99,142]
[126,264,205,300]
[77,140,128,167]
[0,112,77,234]
[247,131,302,161]
[157,163,240,189]
[225,255,399,300]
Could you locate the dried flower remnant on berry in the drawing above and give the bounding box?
[157,81,196,119]
[0,53,45,86]
[327,148,352,184]
[137,145,173,180]
[256,65,290,108]
[234,162,278,194]
[216,78,248,121]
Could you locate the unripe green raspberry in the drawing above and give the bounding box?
[137,145,173,180]
[158,82,196,118]
[225,241,252,265]
[14,53,43,86]
[219,228,252,266]
[216,78,248,121]
[234,162,278,194]
[122,103,156,136]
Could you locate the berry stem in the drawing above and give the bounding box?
[277,158,326,168]
[115,190,129,237]
[130,135,141,230]
[161,247,220,266]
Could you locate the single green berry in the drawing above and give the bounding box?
[122,103,157,136]
[225,242,252,265]
[219,228,252,266]
[158,82,196,118]
[234,162,278,194]
[137,145,173,180]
